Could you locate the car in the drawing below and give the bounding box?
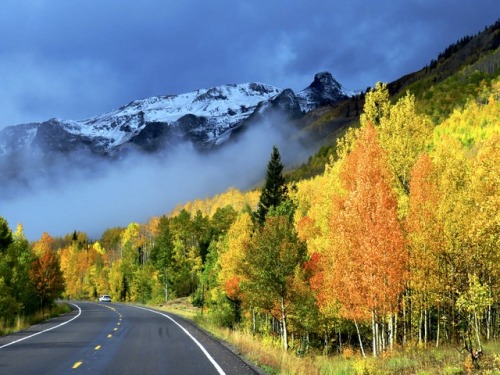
[99,294,111,302]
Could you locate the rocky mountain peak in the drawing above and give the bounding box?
[0,72,348,157]
[296,72,347,111]
[310,72,343,94]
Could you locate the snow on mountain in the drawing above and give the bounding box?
[0,72,347,156]
[65,82,281,148]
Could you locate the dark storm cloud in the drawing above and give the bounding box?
[1,0,499,240]
[1,0,498,128]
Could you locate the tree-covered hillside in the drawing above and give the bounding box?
[288,19,500,181]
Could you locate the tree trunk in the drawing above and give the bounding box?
[354,320,366,358]
[388,313,394,351]
[252,307,256,335]
[486,301,491,341]
[394,312,398,350]
[280,297,288,351]
[436,306,440,348]
[424,308,428,345]
[403,297,407,349]
[338,328,342,355]
[372,310,378,357]
[474,313,482,349]
[381,317,386,351]
[323,327,329,355]
[164,269,168,302]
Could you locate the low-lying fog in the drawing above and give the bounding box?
[1,116,313,241]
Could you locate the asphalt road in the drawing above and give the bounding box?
[0,302,261,375]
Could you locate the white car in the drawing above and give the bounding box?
[99,295,111,302]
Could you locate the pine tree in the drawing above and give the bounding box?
[255,146,288,225]
[0,217,13,251]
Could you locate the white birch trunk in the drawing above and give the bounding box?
[354,320,366,358]
[389,313,394,350]
[436,307,440,348]
[280,297,288,351]
[252,307,256,334]
[474,312,482,349]
[424,308,428,345]
[372,310,378,357]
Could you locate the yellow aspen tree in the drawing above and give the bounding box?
[360,82,391,127]
[431,135,473,343]
[218,212,253,301]
[378,92,433,214]
[466,134,500,341]
[406,153,444,345]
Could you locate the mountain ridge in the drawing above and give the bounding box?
[0,72,348,158]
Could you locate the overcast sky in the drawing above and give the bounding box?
[0,1,498,129]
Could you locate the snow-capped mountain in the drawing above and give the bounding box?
[0,72,348,157]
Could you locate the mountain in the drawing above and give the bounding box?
[0,72,348,158]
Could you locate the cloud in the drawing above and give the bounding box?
[0,113,308,241]
[1,1,498,129]
[0,54,122,126]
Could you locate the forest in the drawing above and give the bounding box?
[1,26,500,372]
[1,74,498,363]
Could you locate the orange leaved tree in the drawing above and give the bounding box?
[30,233,65,310]
[318,122,406,357]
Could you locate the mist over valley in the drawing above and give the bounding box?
[0,74,339,240]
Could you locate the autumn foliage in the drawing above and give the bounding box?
[2,75,499,359]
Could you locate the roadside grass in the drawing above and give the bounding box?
[155,297,198,320]
[152,299,500,374]
[0,303,72,336]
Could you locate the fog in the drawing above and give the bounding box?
[1,116,313,241]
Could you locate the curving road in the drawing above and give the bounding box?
[0,302,260,375]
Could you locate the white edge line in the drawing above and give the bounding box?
[0,303,82,349]
[131,305,226,375]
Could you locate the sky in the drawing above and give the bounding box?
[1,1,499,241]
[1,0,499,129]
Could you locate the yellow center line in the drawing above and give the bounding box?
[107,334,112,338]
[72,361,83,369]
[114,327,118,331]
[95,345,101,350]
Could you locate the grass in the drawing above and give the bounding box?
[0,303,72,336]
[152,299,500,374]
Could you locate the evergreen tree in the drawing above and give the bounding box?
[255,146,288,225]
[0,217,13,251]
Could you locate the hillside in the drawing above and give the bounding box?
[287,19,500,181]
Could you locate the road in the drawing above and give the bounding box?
[0,302,260,375]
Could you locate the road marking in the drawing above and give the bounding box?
[107,334,112,338]
[72,361,83,369]
[114,327,118,331]
[131,305,226,375]
[95,345,101,350]
[0,303,82,350]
